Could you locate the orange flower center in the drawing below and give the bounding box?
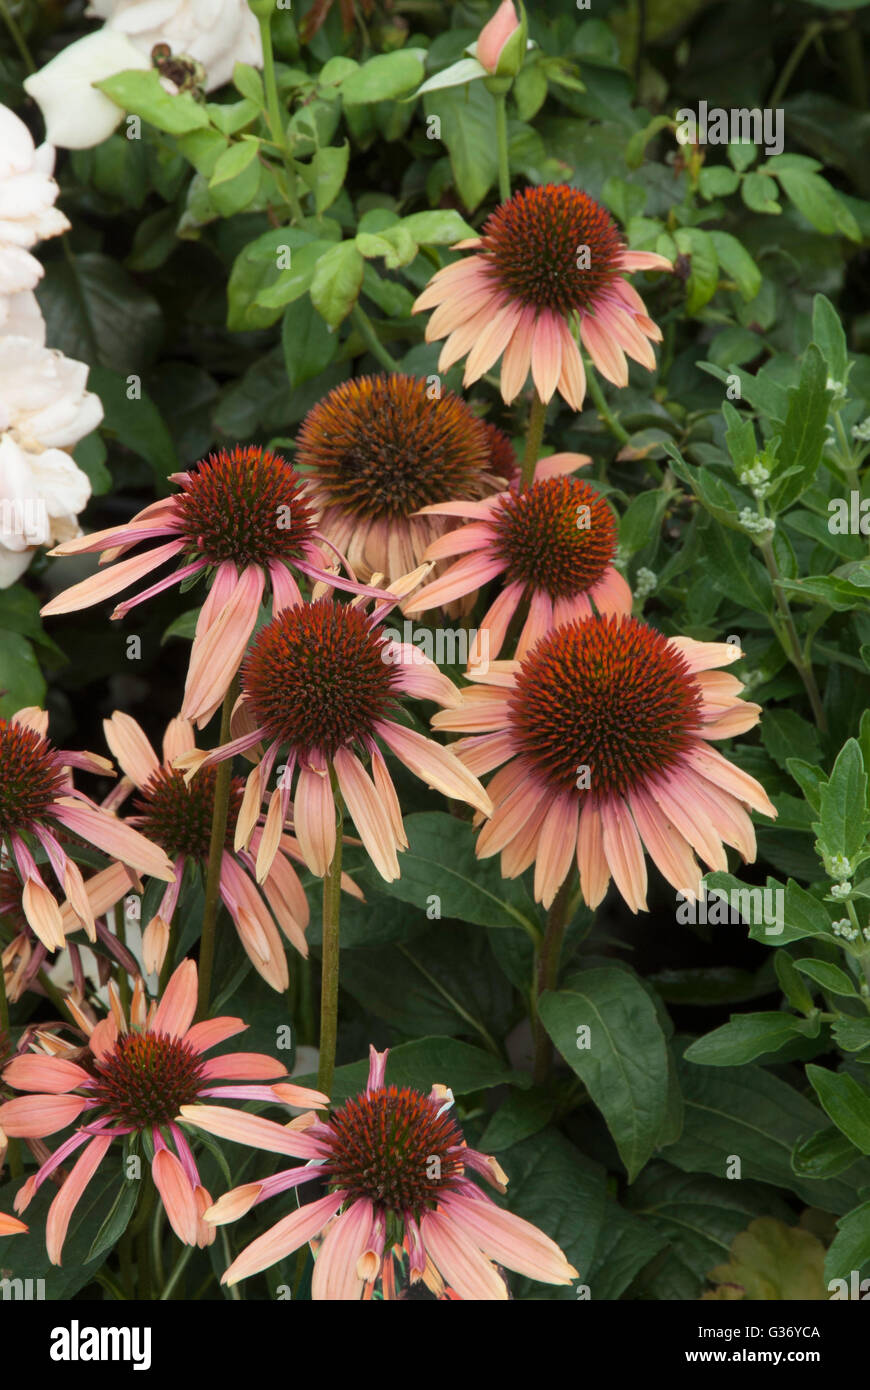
[0,720,66,837]
[242,599,401,759]
[174,446,315,566]
[134,767,244,862]
[322,1085,465,1217]
[90,1031,205,1129]
[508,615,702,796]
[491,476,616,598]
[482,184,625,315]
[296,374,505,519]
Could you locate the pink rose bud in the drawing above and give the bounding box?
[477,0,522,75]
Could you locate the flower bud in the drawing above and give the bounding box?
[477,0,528,79]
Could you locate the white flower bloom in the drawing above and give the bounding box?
[0,290,46,342]
[24,29,151,151]
[0,106,70,293]
[90,0,262,91]
[0,434,92,587]
[0,336,103,450]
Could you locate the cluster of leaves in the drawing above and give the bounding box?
[2,0,870,1301]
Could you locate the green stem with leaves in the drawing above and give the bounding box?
[759,538,827,732]
[316,779,343,1098]
[494,91,511,203]
[585,362,630,445]
[531,878,574,1086]
[258,11,304,222]
[197,677,239,1019]
[351,303,401,373]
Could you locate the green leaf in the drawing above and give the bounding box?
[792,1126,867,1180]
[708,231,761,301]
[209,138,259,186]
[795,958,859,997]
[704,521,774,615]
[771,343,829,509]
[833,1016,870,1052]
[674,227,719,314]
[254,239,334,312]
[36,253,162,375]
[479,1090,555,1152]
[728,141,758,171]
[423,84,497,212]
[0,631,45,717]
[415,56,487,96]
[812,293,849,383]
[301,142,349,214]
[774,165,861,240]
[538,970,670,1181]
[698,165,740,198]
[704,1216,828,1300]
[398,210,476,244]
[357,812,539,934]
[296,1037,524,1107]
[281,297,336,387]
[174,127,228,177]
[825,1201,870,1285]
[741,170,782,214]
[341,50,425,105]
[88,366,177,483]
[817,739,868,861]
[806,1066,870,1154]
[684,1012,817,1066]
[309,240,364,327]
[208,140,261,216]
[86,1174,140,1263]
[96,68,209,134]
[233,61,265,106]
[584,1198,668,1299]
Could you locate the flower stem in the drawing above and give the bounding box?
[197,677,239,1019]
[768,19,825,108]
[494,91,511,202]
[316,777,343,1099]
[160,1241,194,1300]
[0,0,34,72]
[759,539,827,732]
[521,391,547,490]
[351,303,402,373]
[114,903,131,1016]
[585,362,630,445]
[135,1175,155,1300]
[531,878,573,1086]
[258,13,304,223]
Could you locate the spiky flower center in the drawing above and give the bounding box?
[509,615,703,796]
[0,721,66,837]
[482,185,625,315]
[91,1031,206,1129]
[242,599,400,759]
[134,767,244,862]
[491,477,616,598]
[322,1085,465,1217]
[174,446,315,566]
[296,374,501,519]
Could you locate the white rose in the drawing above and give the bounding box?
[0,106,70,293]
[0,434,92,588]
[93,0,262,92]
[0,336,103,451]
[24,30,151,151]
[0,290,46,343]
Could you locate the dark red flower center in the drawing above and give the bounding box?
[491,476,616,598]
[508,615,703,796]
[242,599,400,760]
[91,1031,206,1129]
[134,767,244,862]
[174,446,315,566]
[482,184,625,315]
[0,720,66,837]
[321,1085,465,1217]
[296,374,506,519]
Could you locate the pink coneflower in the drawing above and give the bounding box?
[413,184,672,409]
[177,593,492,885]
[40,445,390,729]
[0,707,174,953]
[182,1044,578,1299]
[404,456,630,662]
[1,859,140,1003]
[432,614,777,910]
[296,374,519,587]
[0,959,328,1261]
[101,711,358,992]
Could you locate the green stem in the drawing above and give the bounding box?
[494,91,511,203]
[221,1228,241,1300]
[114,903,131,1016]
[197,678,239,1019]
[135,1177,155,1300]
[768,19,826,108]
[0,0,34,72]
[316,779,343,1099]
[521,391,547,490]
[160,1242,195,1300]
[93,1270,128,1300]
[258,13,304,222]
[585,362,630,445]
[531,878,574,1086]
[759,539,827,731]
[351,303,402,372]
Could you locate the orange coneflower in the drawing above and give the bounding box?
[177,591,491,885]
[413,184,672,409]
[0,707,173,952]
[183,1044,578,1299]
[101,711,359,992]
[0,959,327,1262]
[404,455,630,662]
[40,446,391,729]
[296,374,519,586]
[433,615,777,910]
